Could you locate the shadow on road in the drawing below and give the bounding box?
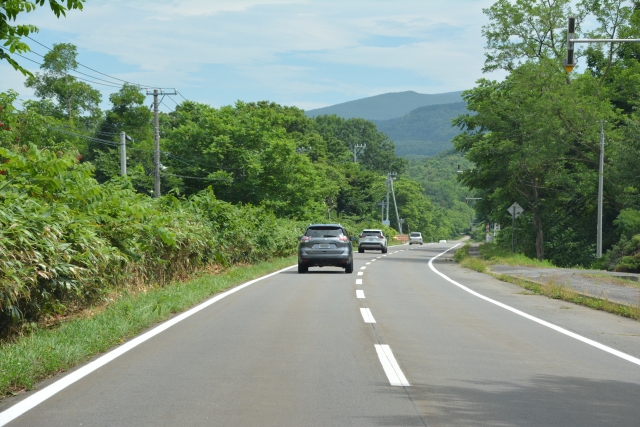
[400,375,640,427]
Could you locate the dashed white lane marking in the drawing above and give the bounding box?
[375,345,410,387]
[382,255,387,257]
[0,264,297,427]
[360,266,366,270]
[356,290,365,299]
[356,279,363,285]
[360,308,376,323]
[429,245,640,368]
[357,271,363,276]
[366,262,371,265]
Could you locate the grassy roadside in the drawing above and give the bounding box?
[454,243,640,322]
[0,256,297,400]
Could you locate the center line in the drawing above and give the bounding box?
[360,266,366,270]
[356,279,363,285]
[356,290,365,299]
[360,308,376,323]
[366,262,371,265]
[357,271,363,276]
[375,345,410,387]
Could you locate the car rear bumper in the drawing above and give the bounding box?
[359,242,385,249]
[298,249,352,267]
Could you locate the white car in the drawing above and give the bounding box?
[358,229,388,253]
[409,232,423,245]
[438,239,448,243]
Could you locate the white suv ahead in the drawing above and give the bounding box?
[409,232,423,245]
[358,229,387,253]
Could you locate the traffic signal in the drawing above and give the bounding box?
[563,16,576,73]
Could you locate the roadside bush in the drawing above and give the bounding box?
[454,243,471,262]
[0,145,304,337]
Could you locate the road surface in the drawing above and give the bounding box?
[2,242,640,426]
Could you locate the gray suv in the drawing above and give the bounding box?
[358,229,388,253]
[298,224,355,273]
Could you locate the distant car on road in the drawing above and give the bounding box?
[358,229,388,253]
[298,224,355,274]
[439,239,448,243]
[409,232,423,245]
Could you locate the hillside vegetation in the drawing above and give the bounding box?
[373,102,469,156]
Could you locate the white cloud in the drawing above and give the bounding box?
[6,0,501,108]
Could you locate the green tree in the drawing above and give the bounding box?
[454,60,615,262]
[25,43,101,123]
[0,0,85,75]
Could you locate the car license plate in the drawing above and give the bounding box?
[319,244,331,249]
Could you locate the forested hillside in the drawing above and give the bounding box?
[373,102,469,156]
[305,91,463,120]
[404,151,475,236]
[455,0,640,270]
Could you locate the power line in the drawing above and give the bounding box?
[161,172,232,182]
[176,91,188,102]
[12,53,123,88]
[25,36,174,90]
[24,50,134,88]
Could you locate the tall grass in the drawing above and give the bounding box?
[0,145,306,337]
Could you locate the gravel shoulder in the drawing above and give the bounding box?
[490,265,640,307]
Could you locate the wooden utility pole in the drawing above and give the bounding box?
[146,89,177,197]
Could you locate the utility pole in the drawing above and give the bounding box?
[597,121,605,258]
[385,177,390,225]
[388,173,402,234]
[119,132,133,176]
[120,131,126,176]
[353,144,366,163]
[146,88,177,198]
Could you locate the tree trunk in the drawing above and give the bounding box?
[533,213,544,261]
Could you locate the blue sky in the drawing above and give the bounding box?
[1,0,503,112]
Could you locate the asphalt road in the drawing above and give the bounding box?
[2,242,640,426]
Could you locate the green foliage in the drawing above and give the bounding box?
[0,0,85,75]
[404,150,475,238]
[455,59,615,264]
[373,102,470,157]
[25,43,102,124]
[0,143,306,335]
[454,243,471,262]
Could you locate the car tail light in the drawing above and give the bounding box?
[338,236,349,242]
[359,235,365,238]
[301,236,311,242]
[377,235,384,238]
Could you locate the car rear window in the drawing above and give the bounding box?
[410,232,421,237]
[362,230,382,236]
[306,227,345,238]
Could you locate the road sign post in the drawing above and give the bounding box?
[508,202,524,253]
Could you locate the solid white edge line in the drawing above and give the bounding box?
[360,308,376,323]
[0,264,297,427]
[375,345,410,386]
[356,290,365,299]
[429,245,640,367]
[356,279,363,285]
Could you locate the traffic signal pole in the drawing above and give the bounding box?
[563,17,640,258]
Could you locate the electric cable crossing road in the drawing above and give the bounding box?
[1,242,640,426]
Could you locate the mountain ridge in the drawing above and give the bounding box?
[305,90,464,121]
